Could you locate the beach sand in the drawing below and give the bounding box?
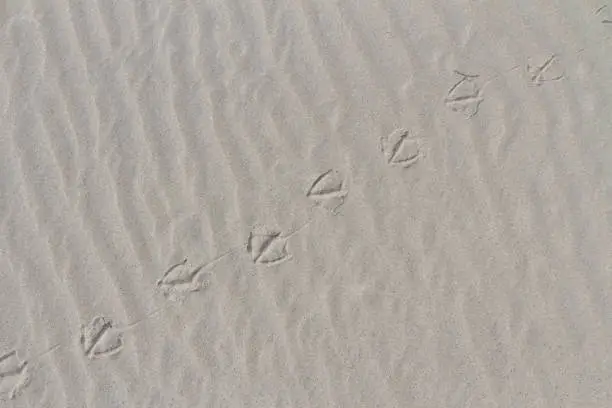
[0,0,611,406]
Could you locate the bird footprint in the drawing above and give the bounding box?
[0,350,30,400]
[306,169,349,215]
[247,228,292,266]
[80,316,124,360]
[157,259,205,300]
[444,71,485,118]
[380,129,423,169]
[157,249,236,301]
[526,54,564,86]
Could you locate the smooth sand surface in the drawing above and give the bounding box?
[1,0,611,407]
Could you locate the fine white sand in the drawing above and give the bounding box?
[1,0,611,407]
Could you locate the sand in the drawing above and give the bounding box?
[0,0,611,406]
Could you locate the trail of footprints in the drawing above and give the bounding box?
[1,169,357,401]
[2,6,608,400]
[443,51,566,118]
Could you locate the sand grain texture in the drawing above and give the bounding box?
[0,0,611,407]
